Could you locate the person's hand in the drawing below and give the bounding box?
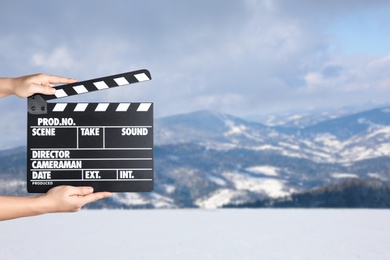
[37,186,113,213]
[10,73,77,98]
[0,186,112,221]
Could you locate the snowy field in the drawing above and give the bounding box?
[1,209,390,260]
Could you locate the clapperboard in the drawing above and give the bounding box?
[27,69,153,193]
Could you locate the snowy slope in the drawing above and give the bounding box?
[1,209,390,260]
[2,106,390,209]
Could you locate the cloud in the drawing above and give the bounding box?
[0,97,26,148]
[31,46,76,69]
[1,0,390,147]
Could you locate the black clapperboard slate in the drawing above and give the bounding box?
[27,69,153,193]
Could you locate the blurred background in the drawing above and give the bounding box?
[1,0,390,209]
[2,1,390,259]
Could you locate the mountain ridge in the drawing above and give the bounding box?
[226,178,390,208]
[1,105,390,208]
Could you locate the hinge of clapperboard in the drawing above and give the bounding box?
[27,69,151,114]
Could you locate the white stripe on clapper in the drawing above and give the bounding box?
[116,103,130,112]
[53,103,68,112]
[55,89,68,98]
[95,103,109,112]
[74,103,88,112]
[137,103,151,112]
[134,73,150,82]
[94,81,109,90]
[114,77,130,86]
[73,85,88,94]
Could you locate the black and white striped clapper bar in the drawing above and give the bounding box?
[27,69,153,193]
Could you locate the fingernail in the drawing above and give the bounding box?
[85,187,94,193]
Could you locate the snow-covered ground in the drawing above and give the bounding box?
[1,209,390,260]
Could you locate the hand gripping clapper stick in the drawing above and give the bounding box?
[27,69,153,193]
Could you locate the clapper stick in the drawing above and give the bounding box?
[27,69,154,193]
[28,69,151,114]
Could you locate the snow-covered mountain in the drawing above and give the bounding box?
[152,107,390,208]
[156,107,390,163]
[155,109,269,146]
[1,106,390,209]
[247,102,390,128]
[229,178,390,208]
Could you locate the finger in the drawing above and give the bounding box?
[28,84,56,96]
[79,186,95,195]
[79,192,113,205]
[41,85,56,95]
[46,75,77,85]
[68,186,94,196]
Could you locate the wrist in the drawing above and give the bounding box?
[30,195,56,215]
[0,77,15,97]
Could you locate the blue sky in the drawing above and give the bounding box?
[328,5,390,55]
[1,0,390,148]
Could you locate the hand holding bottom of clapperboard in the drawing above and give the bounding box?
[0,74,112,221]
